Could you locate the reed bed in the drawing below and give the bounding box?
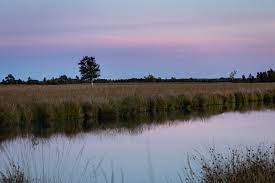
[0,83,275,129]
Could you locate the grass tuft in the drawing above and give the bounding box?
[0,164,30,183]
[185,144,275,183]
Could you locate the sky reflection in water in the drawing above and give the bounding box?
[1,110,275,183]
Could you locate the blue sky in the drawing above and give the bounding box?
[0,0,275,80]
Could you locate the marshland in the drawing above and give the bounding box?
[2,0,275,181]
[0,83,275,130]
[1,82,275,182]
[1,108,275,183]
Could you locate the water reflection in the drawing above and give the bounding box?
[1,103,274,144]
[1,104,275,183]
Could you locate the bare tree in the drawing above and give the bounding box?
[229,70,237,81]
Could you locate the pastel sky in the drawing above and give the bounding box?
[0,0,275,80]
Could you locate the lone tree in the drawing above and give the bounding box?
[78,56,100,86]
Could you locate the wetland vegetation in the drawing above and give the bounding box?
[184,144,275,183]
[2,143,275,183]
[0,83,275,131]
[0,101,273,143]
[1,60,275,183]
[1,0,275,180]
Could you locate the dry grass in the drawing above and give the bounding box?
[184,144,275,183]
[1,83,275,104]
[0,83,275,129]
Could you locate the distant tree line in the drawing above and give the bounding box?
[1,55,274,85]
[255,69,275,82]
[1,68,275,85]
[1,74,81,85]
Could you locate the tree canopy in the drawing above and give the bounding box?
[5,74,16,84]
[78,56,100,83]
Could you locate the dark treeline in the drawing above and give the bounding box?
[1,68,275,85]
[255,69,275,82]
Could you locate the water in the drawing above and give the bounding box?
[1,109,275,183]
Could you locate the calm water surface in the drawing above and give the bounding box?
[1,110,275,183]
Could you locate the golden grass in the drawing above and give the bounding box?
[0,83,275,129]
[1,83,275,104]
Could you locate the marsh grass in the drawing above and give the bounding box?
[0,164,30,183]
[0,83,275,129]
[2,142,275,183]
[184,144,275,183]
[0,140,128,183]
[0,102,271,143]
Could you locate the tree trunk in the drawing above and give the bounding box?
[91,79,94,88]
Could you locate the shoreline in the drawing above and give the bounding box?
[0,83,275,131]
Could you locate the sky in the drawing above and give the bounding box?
[0,0,275,80]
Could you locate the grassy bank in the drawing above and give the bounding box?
[1,102,274,143]
[1,102,272,143]
[0,83,275,130]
